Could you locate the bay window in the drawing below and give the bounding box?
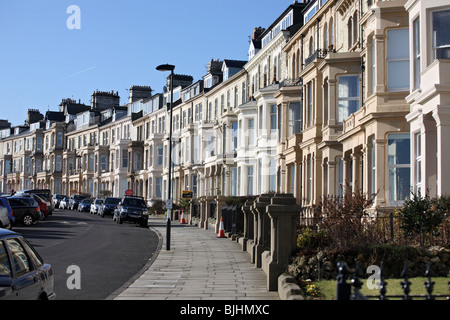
[432,9,450,60]
[247,165,254,195]
[414,132,422,195]
[387,28,410,91]
[413,18,421,90]
[387,133,410,204]
[288,102,302,135]
[338,75,360,123]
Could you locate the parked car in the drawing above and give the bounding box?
[59,197,69,210]
[0,200,11,229]
[99,197,122,218]
[113,196,149,227]
[52,194,66,208]
[20,194,49,219]
[69,195,86,210]
[90,199,104,214]
[0,228,56,300]
[0,197,14,228]
[16,189,53,216]
[78,198,93,212]
[6,197,40,227]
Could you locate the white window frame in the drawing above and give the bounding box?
[386,28,410,91]
[431,9,450,60]
[337,75,360,123]
[387,133,411,205]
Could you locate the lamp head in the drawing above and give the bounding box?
[156,64,175,72]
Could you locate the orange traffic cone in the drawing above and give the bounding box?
[217,216,226,238]
[180,210,186,224]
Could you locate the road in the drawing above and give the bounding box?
[12,208,160,300]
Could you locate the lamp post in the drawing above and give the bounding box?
[156,63,175,251]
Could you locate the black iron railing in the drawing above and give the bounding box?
[336,261,450,300]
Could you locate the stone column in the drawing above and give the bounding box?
[251,193,274,268]
[432,107,450,195]
[265,193,301,291]
[248,202,258,263]
[351,149,362,193]
[421,114,438,197]
[327,160,336,196]
[239,199,253,252]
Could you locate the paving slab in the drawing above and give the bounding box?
[112,217,279,300]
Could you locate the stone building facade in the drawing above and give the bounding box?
[1,0,449,225]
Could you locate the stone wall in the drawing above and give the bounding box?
[287,246,450,281]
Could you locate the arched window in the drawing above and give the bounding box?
[348,17,353,48]
[273,56,278,82]
[353,11,359,45]
[292,52,296,79]
[329,17,334,49]
[323,22,328,51]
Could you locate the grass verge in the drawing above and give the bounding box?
[312,277,449,300]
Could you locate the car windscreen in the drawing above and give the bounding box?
[123,198,146,208]
[74,195,85,200]
[25,191,51,202]
[105,198,121,205]
[8,198,36,207]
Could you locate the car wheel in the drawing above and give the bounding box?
[22,214,34,226]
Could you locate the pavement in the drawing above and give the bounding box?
[110,217,280,300]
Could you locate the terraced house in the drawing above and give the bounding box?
[277,0,416,219]
[1,0,449,226]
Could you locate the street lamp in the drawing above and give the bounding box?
[156,63,175,251]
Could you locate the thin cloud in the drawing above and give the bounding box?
[39,66,97,89]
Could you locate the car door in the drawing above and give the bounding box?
[7,199,23,224]
[0,240,16,299]
[5,238,41,299]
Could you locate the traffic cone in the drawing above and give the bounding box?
[217,216,226,238]
[180,209,186,224]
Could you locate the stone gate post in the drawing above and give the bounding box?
[251,193,274,268]
[239,199,253,252]
[265,193,301,291]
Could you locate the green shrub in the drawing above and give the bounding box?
[397,191,447,246]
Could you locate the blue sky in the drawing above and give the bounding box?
[0,0,296,126]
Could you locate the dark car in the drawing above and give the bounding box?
[78,198,92,212]
[0,229,55,300]
[7,197,41,226]
[17,189,53,216]
[20,194,49,219]
[99,197,121,217]
[113,196,149,227]
[69,195,86,210]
